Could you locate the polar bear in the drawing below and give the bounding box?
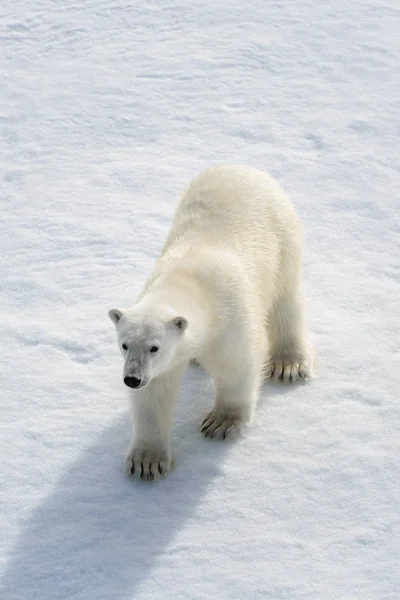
[109,165,313,481]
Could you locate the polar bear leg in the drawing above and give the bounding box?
[201,363,261,440]
[266,290,312,382]
[124,364,186,481]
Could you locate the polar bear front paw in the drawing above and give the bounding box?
[267,359,312,383]
[124,446,171,482]
[201,410,245,440]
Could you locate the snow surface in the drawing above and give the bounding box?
[1,0,399,599]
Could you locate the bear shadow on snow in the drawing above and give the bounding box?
[1,366,289,600]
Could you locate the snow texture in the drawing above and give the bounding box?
[1,1,399,599]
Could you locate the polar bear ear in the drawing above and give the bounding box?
[172,316,188,332]
[108,308,123,324]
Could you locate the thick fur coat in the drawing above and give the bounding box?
[109,165,313,481]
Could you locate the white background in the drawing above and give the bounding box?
[1,1,399,599]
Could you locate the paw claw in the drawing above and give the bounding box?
[124,447,171,482]
[201,410,245,440]
[267,358,312,383]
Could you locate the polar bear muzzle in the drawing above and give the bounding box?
[124,376,142,389]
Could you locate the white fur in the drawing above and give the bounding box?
[109,165,313,481]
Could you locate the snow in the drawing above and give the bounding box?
[1,0,399,598]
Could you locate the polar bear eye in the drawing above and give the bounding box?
[150,346,159,353]
[122,343,128,351]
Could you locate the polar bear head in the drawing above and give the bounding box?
[108,306,188,389]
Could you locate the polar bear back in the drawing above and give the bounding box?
[170,165,297,243]
[162,165,302,284]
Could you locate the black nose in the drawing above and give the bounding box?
[124,376,141,389]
